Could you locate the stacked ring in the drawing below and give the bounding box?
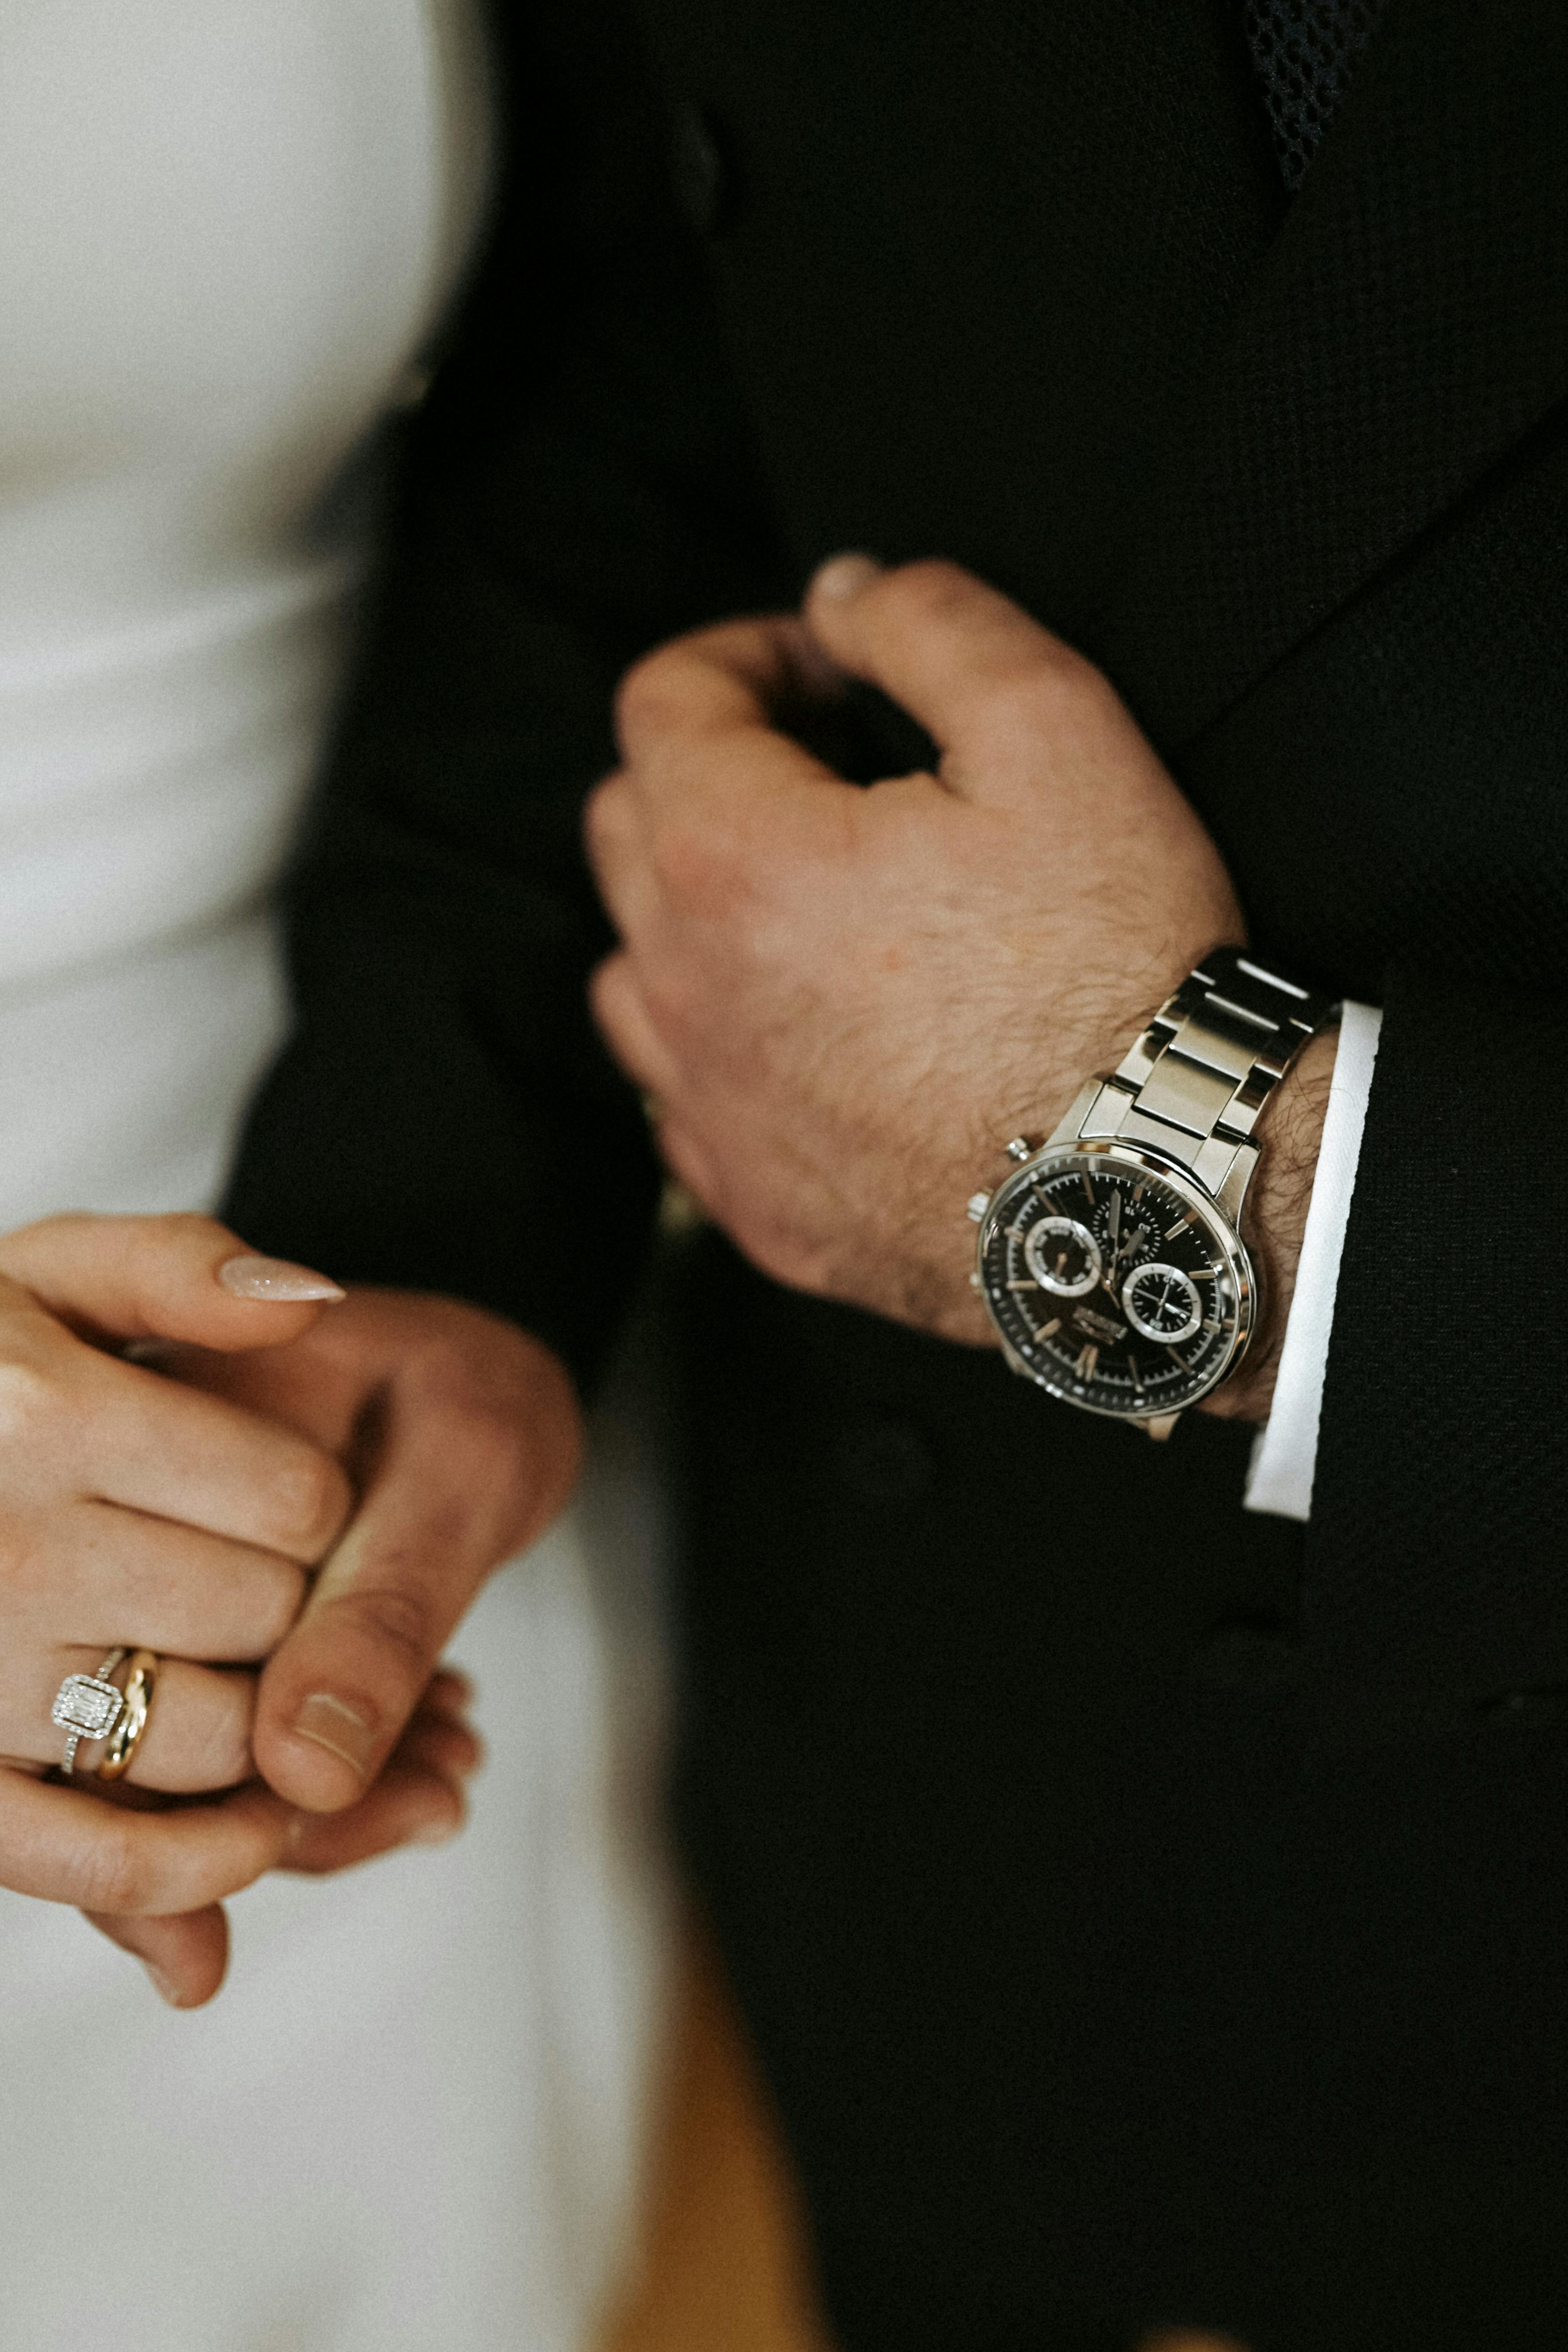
[96,1650,158,1781]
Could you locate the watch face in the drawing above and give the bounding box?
[977,1146,1254,1418]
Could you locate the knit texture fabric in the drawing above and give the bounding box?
[1243,0,1391,188]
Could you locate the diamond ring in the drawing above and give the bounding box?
[51,1651,128,1776]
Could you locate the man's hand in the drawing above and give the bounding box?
[119,1288,583,2007]
[83,1668,486,2009]
[587,554,1242,1345]
[171,1287,583,1810]
[586,556,1329,1414]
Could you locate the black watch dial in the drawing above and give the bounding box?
[977,1148,1251,1417]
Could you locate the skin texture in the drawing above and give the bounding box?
[586,556,1329,1422]
[0,1214,583,2006]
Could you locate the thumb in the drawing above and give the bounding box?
[802,553,1088,788]
[253,1319,582,1809]
[0,1212,344,1353]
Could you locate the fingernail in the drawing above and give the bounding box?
[411,1815,462,1846]
[292,1692,376,1778]
[219,1255,345,1303]
[811,550,883,602]
[143,1963,182,2007]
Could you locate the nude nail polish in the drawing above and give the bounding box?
[218,1254,345,1302]
[293,1692,375,1778]
[144,1963,182,2007]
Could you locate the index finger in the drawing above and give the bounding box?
[613,612,845,796]
[0,1212,343,1351]
[802,554,1089,760]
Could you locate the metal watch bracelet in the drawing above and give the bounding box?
[1062,946,1339,1192]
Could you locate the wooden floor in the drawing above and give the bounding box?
[596,1913,836,2352]
[594,1911,1246,2352]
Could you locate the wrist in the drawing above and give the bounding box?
[1200,1024,1338,1423]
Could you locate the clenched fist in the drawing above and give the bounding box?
[587,556,1332,1414]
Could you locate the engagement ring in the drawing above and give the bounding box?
[51,1650,127,1776]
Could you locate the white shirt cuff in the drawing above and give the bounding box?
[1242,998,1383,1523]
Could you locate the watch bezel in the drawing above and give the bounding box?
[975,1137,1259,1419]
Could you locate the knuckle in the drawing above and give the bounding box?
[251,1559,308,1653]
[273,1448,351,1555]
[614,648,687,746]
[652,814,748,915]
[883,558,970,628]
[11,1210,92,1251]
[183,1681,255,1790]
[980,652,1100,750]
[1021,636,1103,709]
[0,1358,73,1449]
[148,1209,225,1247]
[114,1211,224,1294]
[72,1821,151,1915]
[582,774,626,858]
[406,1331,493,1419]
[330,1581,436,1675]
[637,958,698,1041]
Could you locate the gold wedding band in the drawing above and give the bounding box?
[96,1649,159,1782]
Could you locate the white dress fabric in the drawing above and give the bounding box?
[0,8,669,2346]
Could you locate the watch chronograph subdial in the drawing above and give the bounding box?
[1023,1216,1102,1297]
[1121,1261,1202,1345]
[976,1146,1253,1419]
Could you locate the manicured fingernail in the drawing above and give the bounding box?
[219,1255,345,1303]
[143,1963,182,2007]
[811,551,883,601]
[292,1692,375,1778]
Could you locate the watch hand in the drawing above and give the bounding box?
[1097,1194,1122,1297]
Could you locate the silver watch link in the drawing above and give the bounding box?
[966,946,1339,1436]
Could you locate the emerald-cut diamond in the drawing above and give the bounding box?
[51,1675,124,1741]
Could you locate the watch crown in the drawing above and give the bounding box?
[966,1192,992,1224]
[969,1270,982,1289]
[1005,1136,1034,1162]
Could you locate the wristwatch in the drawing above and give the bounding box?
[966,946,1338,1437]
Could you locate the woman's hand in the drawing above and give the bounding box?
[0,1213,349,1795]
[0,1214,481,2005]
